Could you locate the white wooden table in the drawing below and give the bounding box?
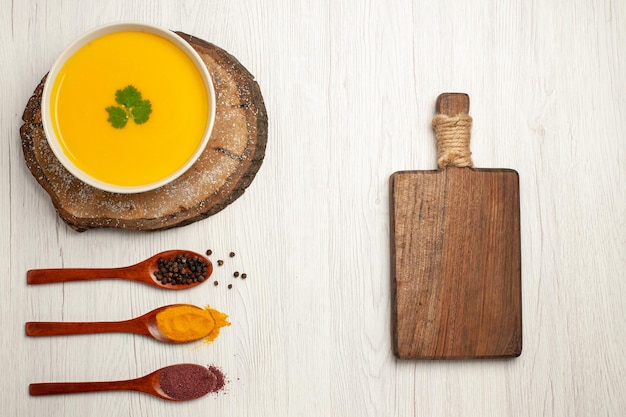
[2,1,625,415]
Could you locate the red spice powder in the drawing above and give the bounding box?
[208,365,225,392]
[159,364,226,401]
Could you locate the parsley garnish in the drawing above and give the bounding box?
[105,85,152,128]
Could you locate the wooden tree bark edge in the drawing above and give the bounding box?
[20,32,268,232]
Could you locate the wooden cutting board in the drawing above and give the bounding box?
[390,93,521,359]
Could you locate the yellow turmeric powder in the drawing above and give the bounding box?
[156,304,230,343]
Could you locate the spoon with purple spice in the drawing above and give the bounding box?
[29,363,224,401]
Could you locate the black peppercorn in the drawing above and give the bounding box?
[153,253,210,286]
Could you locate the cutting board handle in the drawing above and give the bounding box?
[436,93,469,116]
[432,93,473,168]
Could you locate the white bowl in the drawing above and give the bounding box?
[42,22,216,194]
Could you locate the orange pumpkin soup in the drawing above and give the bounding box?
[49,30,210,187]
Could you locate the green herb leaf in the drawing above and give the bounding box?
[105,106,128,129]
[115,85,142,108]
[131,100,152,124]
[106,85,153,128]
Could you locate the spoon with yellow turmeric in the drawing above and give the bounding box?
[25,304,230,344]
[27,250,212,290]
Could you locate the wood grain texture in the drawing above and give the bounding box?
[3,1,626,416]
[391,93,521,359]
[20,32,268,232]
[391,167,521,358]
[436,92,469,117]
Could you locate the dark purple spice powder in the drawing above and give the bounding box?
[208,366,226,392]
[159,364,219,401]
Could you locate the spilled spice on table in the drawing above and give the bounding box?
[204,247,249,287]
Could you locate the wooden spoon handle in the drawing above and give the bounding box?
[29,379,142,396]
[27,267,131,284]
[25,319,148,337]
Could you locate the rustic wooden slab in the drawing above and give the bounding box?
[20,32,267,232]
[390,93,521,359]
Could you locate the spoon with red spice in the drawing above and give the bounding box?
[25,304,202,344]
[27,250,212,290]
[29,363,225,401]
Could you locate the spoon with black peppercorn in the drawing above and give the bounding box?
[25,304,206,344]
[29,363,222,401]
[27,250,212,290]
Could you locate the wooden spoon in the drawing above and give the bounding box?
[29,363,217,401]
[26,250,212,290]
[25,304,206,344]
